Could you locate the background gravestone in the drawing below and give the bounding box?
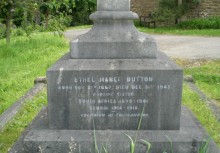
[9,0,219,153]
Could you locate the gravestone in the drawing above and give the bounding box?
[10,0,220,153]
[48,0,182,131]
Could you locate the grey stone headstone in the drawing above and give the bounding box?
[47,52,183,130]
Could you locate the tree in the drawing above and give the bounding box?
[39,0,73,28]
[0,0,36,44]
[0,0,14,44]
[152,0,189,24]
[71,0,96,25]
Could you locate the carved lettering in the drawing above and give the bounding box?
[57,75,172,119]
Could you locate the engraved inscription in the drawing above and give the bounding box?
[57,76,171,119]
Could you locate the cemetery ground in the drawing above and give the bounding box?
[68,25,220,37]
[0,28,220,152]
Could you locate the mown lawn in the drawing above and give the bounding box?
[138,27,220,37]
[176,59,220,105]
[0,33,68,115]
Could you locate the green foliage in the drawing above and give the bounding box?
[152,8,176,23]
[46,15,67,37]
[192,0,202,4]
[178,17,220,29]
[199,138,211,153]
[71,0,96,26]
[11,27,26,37]
[123,132,135,153]
[140,139,151,153]
[0,24,6,39]
[152,0,189,24]
[101,144,108,153]
[93,121,100,153]
[0,0,98,41]
[0,0,40,44]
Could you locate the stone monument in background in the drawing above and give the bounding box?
[10,0,220,153]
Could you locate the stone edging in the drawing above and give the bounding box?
[0,78,46,130]
[184,75,220,121]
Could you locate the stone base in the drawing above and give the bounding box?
[9,106,220,153]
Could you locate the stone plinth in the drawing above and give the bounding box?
[9,107,220,153]
[70,0,157,59]
[47,52,182,130]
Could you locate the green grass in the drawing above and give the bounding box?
[67,25,220,37]
[182,84,220,146]
[0,90,47,153]
[175,59,220,104]
[0,33,68,115]
[178,59,220,146]
[138,27,220,37]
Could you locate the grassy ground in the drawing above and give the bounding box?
[182,84,220,145]
[176,59,220,105]
[67,25,220,37]
[0,90,47,153]
[138,27,220,37]
[177,59,220,146]
[0,33,68,115]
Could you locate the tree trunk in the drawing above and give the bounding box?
[45,12,49,29]
[35,11,41,26]
[6,11,12,45]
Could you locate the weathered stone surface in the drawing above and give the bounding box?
[34,77,47,84]
[70,0,158,59]
[89,11,139,20]
[9,106,220,153]
[97,0,130,11]
[70,21,157,59]
[47,52,183,130]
